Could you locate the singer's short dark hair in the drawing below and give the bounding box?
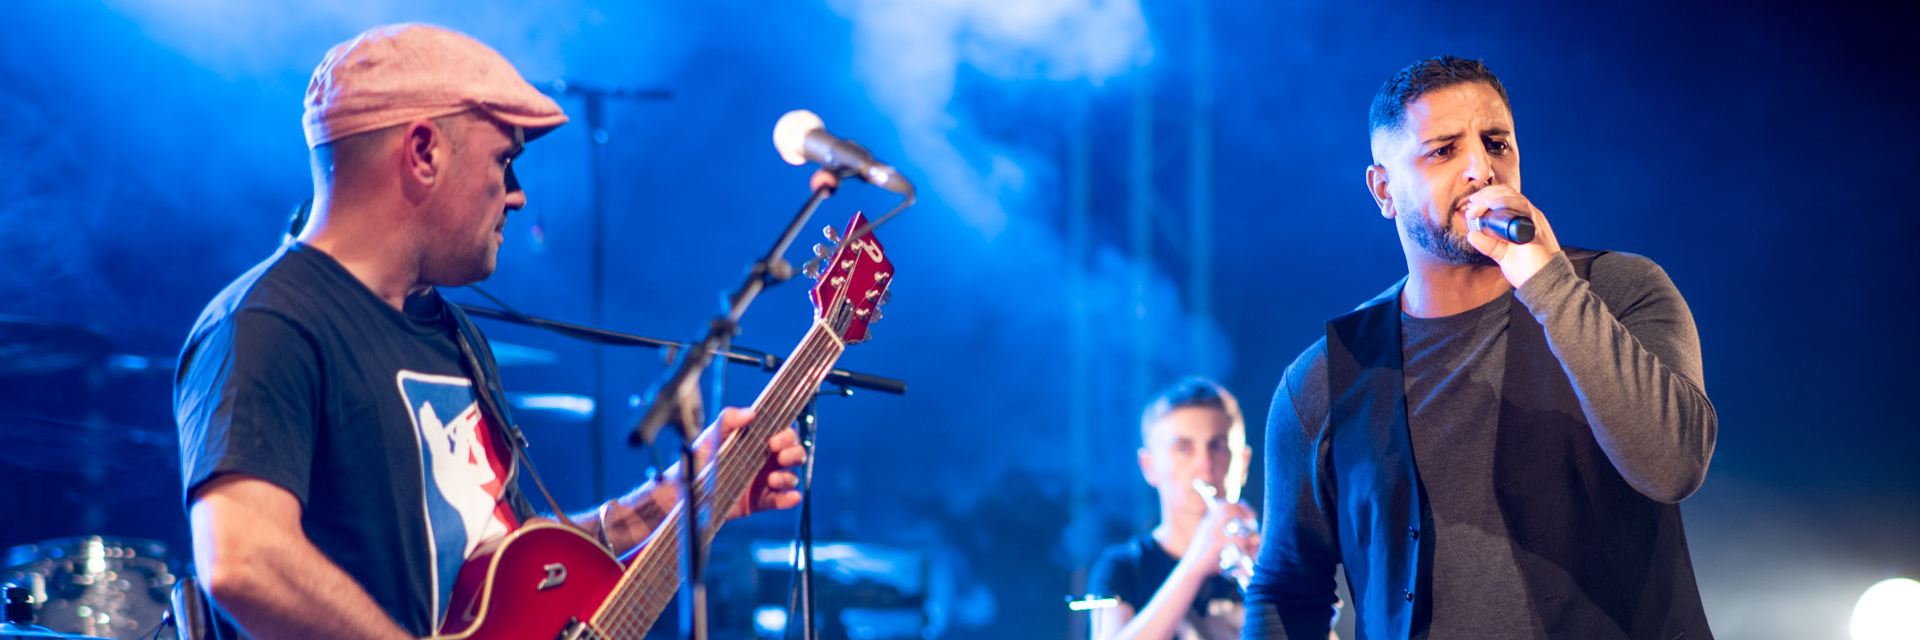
[1368,55,1511,140]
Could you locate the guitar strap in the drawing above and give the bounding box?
[445,296,579,529]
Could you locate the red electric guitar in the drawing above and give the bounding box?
[428,212,894,640]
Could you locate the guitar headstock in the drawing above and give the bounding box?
[807,212,894,345]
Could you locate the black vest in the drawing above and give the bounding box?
[1324,249,1712,639]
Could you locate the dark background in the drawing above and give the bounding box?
[2,1,1916,638]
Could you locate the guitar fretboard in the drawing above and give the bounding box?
[587,320,847,638]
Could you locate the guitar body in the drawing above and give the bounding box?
[433,522,626,640]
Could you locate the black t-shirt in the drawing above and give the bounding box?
[1087,533,1244,640]
[174,243,533,638]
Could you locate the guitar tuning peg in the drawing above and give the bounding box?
[879,290,892,306]
[802,258,822,280]
[812,243,833,259]
[864,289,879,300]
[823,226,841,243]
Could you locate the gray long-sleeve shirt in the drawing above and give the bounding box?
[1246,250,1716,639]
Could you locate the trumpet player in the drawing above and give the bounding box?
[1088,378,1259,640]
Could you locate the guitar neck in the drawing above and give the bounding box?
[590,320,847,638]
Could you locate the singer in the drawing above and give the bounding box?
[172,24,806,640]
[1244,56,1717,639]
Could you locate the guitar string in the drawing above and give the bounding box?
[597,324,847,637]
[638,334,841,632]
[601,343,830,638]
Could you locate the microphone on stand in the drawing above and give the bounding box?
[773,110,914,196]
[1471,208,1536,244]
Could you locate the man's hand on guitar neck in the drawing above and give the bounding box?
[696,407,807,519]
[584,407,807,554]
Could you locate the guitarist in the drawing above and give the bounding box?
[173,24,806,640]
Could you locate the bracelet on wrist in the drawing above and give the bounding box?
[594,501,615,549]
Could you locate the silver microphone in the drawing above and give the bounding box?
[1469,207,1536,243]
[773,110,913,196]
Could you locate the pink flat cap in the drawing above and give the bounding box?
[303,23,569,148]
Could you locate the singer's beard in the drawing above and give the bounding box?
[1403,203,1494,267]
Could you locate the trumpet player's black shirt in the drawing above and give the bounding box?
[1090,532,1246,640]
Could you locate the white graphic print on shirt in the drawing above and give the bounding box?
[396,370,517,629]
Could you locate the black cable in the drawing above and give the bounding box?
[829,189,912,265]
[465,284,539,324]
[142,608,173,640]
[782,395,821,640]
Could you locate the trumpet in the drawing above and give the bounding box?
[1192,479,1258,589]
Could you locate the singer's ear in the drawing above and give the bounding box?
[1366,164,1394,219]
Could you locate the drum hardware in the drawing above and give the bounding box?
[1,317,175,535]
[3,537,176,640]
[0,318,112,378]
[3,582,112,639]
[484,340,559,367]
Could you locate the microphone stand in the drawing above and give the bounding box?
[539,78,672,505]
[626,174,849,640]
[797,396,818,640]
[454,304,908,395]
[789,390,840,640]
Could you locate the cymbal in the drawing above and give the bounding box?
[487,340,558,367]
[506,393,595,422]
[0,622,111,638]
[0,318,111,377]
[0,414,177,482]
[1,320,553,372]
